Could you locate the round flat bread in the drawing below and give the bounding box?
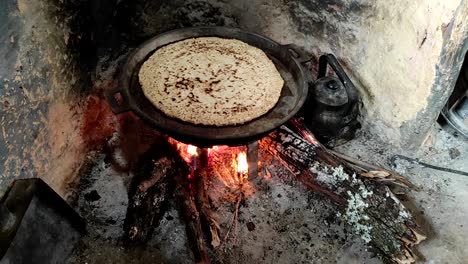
[138,37,284,126]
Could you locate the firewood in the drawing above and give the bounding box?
[123,139,178,245]
[259,125,426,264]
[289,118,416,189]
[123,136,213,263]
[195,167,221,247]
[194,151,221,248]
[327,149,416,189]
[175,173,212,264]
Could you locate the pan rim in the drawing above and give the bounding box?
[119,26,309,145]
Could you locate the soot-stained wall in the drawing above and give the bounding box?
[0,0,92,197]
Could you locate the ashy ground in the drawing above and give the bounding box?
[66,122,468,264]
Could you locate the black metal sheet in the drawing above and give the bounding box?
[0,179,85,262]
[107,27,310,146]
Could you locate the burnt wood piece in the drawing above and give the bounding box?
[123,139,178,245]
[123,138,213,263]
[123,157,172,244]
[259,126,426,264]
[175,173,212,264]
[290,118,416,189]
[194,150,221,248]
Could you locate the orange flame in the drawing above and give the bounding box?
[172,140,198,163]
[237,152,248,174]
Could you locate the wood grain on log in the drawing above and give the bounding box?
[259,125,425,264]
[175,172,212,264]
[194,150,221,248]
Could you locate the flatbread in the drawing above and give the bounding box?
[138,37,284,126]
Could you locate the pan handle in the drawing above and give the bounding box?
[105,87,131,114]
[283,44,311,64]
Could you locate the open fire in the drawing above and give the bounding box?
[85,106,423,264]
[174,142,198,164]
[236,152,248,177]
[171,139,249,183]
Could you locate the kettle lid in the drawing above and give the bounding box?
[313,77,348,106]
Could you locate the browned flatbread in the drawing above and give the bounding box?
[138,37,284,126]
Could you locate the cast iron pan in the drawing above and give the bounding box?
[106,27,311,146]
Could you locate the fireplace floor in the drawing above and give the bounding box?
[334,124,468,263]
[66,149,377,264]
[63,122,468,264]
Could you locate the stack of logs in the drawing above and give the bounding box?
[122,119,425,264]
[123,137,219,263]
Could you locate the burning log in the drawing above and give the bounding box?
[171,143,213,263]
[194,149,221,248]
[123,138,216,263]
[259,124,426,264]
[123,139,178,244]
[175,172,212,264]
[222,152,248,245]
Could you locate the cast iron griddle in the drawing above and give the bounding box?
[106,27,311,146]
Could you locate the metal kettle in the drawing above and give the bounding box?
[303,54,360,147]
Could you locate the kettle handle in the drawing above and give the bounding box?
[317,54,358,103]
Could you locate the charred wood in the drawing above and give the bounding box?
[194,149,221,248]
[123,137,213,263]
[123,138,179,245]
[259,125,425,264]
[175,172,212,264]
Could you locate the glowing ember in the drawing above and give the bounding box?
[172,143,199,179]
[171,140,198,163]
[170,138,251,183]
[187,145,198,156]
[237,152,248,174]
[170,138,252,195]
[304,133,318,144]
[289,118,319,144]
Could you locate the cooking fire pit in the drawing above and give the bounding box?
[105,26,312,180]
[79,27,425,264]
[0,1,440,263]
